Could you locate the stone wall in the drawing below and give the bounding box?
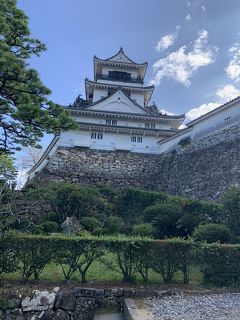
[35,122,240,201]
[0,287,155,320]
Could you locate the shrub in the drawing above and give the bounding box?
[92,227,104,236]
[144,202,182,238]
[221,186,240,238]
[8,236,55,280]
[132,223,154,237]
[80,217,101,232]
[0,238,18,276]
[40,221,59,233]
[192,223,232,243]
[54,238,104,283]
[105,216,124,234]
[149,239,193,284]
[198,243,240,286]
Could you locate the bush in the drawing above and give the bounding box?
[132,223,154,237]
[144,202,182,238]
[149,239,193,284]
[198,243,240,286]
[105,216,124,234]
[40,221,59,233]
[1,234,240,287]
[193,223,232,243]
[80,217,101,232]
[221,186,240,238]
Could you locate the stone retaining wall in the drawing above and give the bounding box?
[35,122,240,200]
[0,287,153,320]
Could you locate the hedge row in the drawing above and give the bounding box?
[0,235,240,286]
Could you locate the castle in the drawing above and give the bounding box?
[28,49,240,200]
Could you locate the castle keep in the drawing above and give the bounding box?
[28,49,240,200]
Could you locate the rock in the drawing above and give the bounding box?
[22,290,56,312]
[41,310,69,320]
[0,290,21,309]
[61,216,82,235]
[55,292,76,311]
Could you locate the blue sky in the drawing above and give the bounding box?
[17,0,240,150]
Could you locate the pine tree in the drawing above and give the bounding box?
[0,0,77,153]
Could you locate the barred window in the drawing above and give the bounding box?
[91,132,103,139]
[131,136,143,143]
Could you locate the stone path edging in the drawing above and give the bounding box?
[124,298,155,320]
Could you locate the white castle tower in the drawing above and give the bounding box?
[59,48,185,153]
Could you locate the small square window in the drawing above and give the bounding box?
[91,133,97,139]
[224,116,231,123]
[131,136,136,142]
[137,137,142,143]
[97,133,103,139]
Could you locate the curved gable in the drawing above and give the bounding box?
[87,90,148,114]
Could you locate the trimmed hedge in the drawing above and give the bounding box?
[0,234,240,286]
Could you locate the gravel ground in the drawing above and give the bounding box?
[145,292,240,320]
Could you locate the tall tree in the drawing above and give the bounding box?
[0,0,77,153]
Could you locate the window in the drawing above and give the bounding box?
[91,132,96,139]
[145,123,156,129]
[106,119,117,126]
[109,71,131,81]
[131,136,143,143]
[91,132,103,139]
[224,116,232,124]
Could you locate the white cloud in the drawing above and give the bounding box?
[216,84,240,102]
[159,109,174,115]
[182,84,240,126]
[151,30,218,86]
[155,26,181,52]
[202,5,206,11]
[184,102,219,124]
[185,13,192,21]
[155,34,176,52]
[226,43,240,82]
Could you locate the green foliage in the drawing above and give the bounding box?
[40,221,59,234]
[0,237,18,275]
[0,0,77,152]
[118,188,167,227]
[80,216,101,232]
[26,182,100,222]
[221,186,240,238]
[149,239,193,283]
[193,223,232,243]
[144,202,183,238]
[53,238,103,283]
[198,243,240,286]
[105,216,124,234]
[132,223,154,237]
[0,234,240,287]
[0,154,17,187]
[5,236,55,280]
